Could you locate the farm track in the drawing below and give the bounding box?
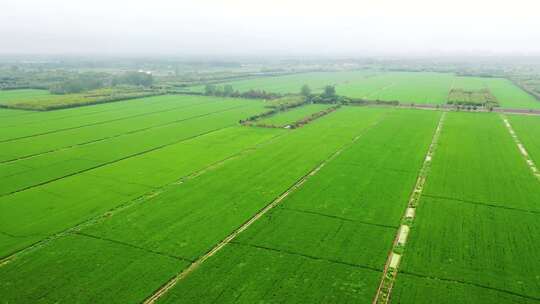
[401,270,540,302]
[0,130,287,266]
[0,103,247,164]
[501,115,540,180]
[229,241,381,272]
[142,113,389,304]
[0,100,213,144]
[373,112,446,304]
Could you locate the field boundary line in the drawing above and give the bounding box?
[0,99,217,144]
[279,207,399,229]
[74,232,195,263]
[0,103,249,164]
[372,112,446,304]
[0,130,287,266]
[423,193,540,214]
[401,270,540,302]
[500,115,540,180]
[229,241,382,273]
[142,113,389,304]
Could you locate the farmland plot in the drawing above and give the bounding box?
[0,95,187,129]
[0,89,52,105]
[422,113,540,211]
[0,106,32,119]
[508,114,540,165]
[0,102,266,195]
[0,95,213,142]
[0,88,160,111]
[0,97,257,161]
[393,112,540,303]
[156,109,441,303]
[186,71,540,108]
[0,125,281,258]
[0,107,391,303]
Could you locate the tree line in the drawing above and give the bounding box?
[49,71,154,94]
[204,84,281,99]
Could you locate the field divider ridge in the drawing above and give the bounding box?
[141,113,389,304]
[372,111,446,304]
[0,129,288,265]
[500,114,540,180]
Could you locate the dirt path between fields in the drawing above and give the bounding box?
[501,115,540,180]
[142,113,389,304]
[372,112,446,304]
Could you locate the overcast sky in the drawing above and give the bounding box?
[1,0,539,56]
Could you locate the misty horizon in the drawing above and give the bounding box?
[1,0,540,57]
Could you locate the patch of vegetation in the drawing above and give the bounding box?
[249,104,339,129]
[0,86,161,111]
[447,88,499,107]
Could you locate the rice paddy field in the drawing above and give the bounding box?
[187,71,540,109]
[0,83,539,303]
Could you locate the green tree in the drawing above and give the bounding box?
[204,84,216,95]
[301,84,311,96]
[223,84,234,96]
[113,71,153,87]
[323,85,336,97]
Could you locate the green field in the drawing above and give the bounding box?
[508,114,540,165]
[1,90,539,303]
[394,112,540,303]
[158,109,440,303]
[186,71,540,109]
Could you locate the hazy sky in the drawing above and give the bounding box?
[1,0,539,56]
